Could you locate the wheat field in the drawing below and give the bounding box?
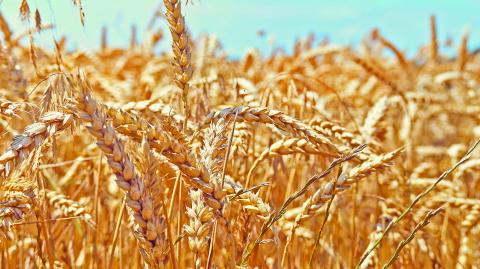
[0,1,480,268]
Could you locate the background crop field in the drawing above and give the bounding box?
[0,1,479,268]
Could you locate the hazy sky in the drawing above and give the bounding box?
[0,0,479,57]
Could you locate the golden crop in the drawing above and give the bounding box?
[0,1,479,268]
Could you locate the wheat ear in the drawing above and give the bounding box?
[41,190,95,227]
[456,204,480,269]
[184,189,213,268]
[204,106,341,155]
[0,112,73,178]
[246,138,336,187]
[74,80,169,268]
[164,0,193,129]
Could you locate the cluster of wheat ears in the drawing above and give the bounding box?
[0,1,479,268]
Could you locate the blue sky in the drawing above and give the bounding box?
[0,0,479,57]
